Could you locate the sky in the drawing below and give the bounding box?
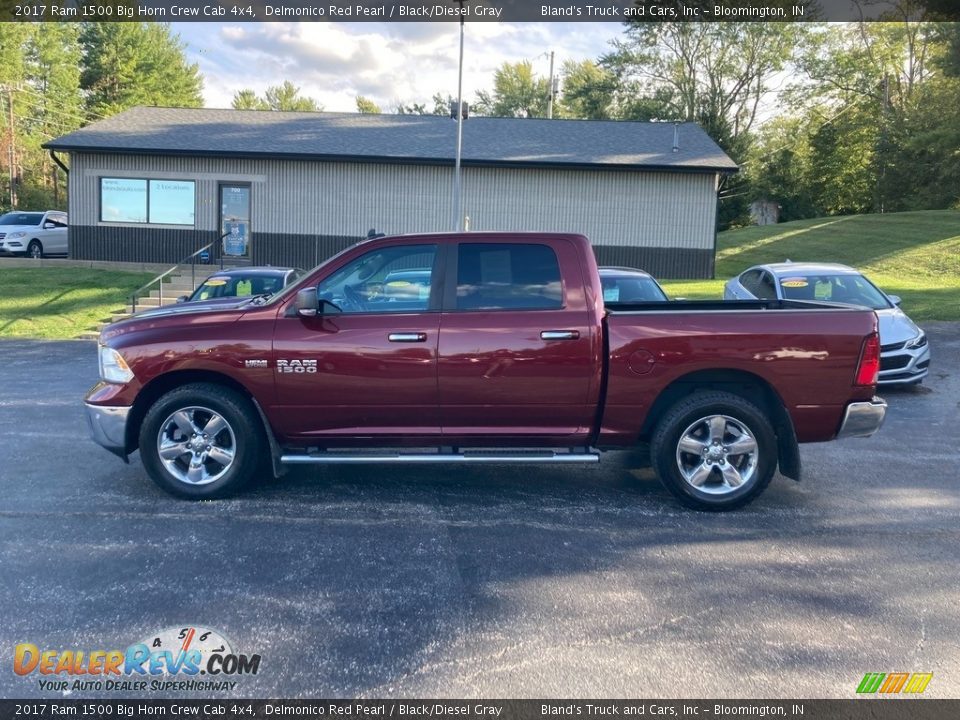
[172,22,624,112]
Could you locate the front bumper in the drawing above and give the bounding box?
[878,343,930,385]
[837,398,887,439]
[84,402,131,461]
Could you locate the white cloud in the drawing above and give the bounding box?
[175,21,621,113]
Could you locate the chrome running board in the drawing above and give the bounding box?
[280,449,600,465]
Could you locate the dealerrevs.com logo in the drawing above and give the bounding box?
[13,626,261,693]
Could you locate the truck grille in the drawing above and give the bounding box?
[0,233,5,241]
[881,340,906,352]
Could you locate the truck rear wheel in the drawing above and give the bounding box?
[650,391,777,511]
[139,383,265,499]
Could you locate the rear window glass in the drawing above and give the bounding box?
[456,243,562,311]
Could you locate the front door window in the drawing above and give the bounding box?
[220,185,251,259]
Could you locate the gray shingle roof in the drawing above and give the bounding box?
[44,106,738,173]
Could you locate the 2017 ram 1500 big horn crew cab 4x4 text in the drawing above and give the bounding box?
[85,233,886,510]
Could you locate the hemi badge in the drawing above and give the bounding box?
[245,359,268,368]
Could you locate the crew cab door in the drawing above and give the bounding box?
[271,243,442,440]
[438,239,599,444]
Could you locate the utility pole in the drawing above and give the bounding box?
[2,85,16,209]
[452,2,466,232]
[546,51,556,119]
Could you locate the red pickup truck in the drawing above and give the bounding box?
[85,233,886,510]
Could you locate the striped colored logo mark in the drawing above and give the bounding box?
[857,672,933,694]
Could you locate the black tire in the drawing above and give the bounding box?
[139,383,265,499]
[27,240,43,259]
[650,391,777,511]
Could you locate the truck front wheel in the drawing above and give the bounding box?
[650,391,777,511]
[139,383,265,499]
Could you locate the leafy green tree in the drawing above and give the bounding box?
[605,22,800,146]
[474,61,549,118]
[356,95,381,114]
[558,60,616,120]
[0,24,32,212]
[231,89,268,111]
[743,116,817,222]
[80,23,203,117]
[395,102,426,114]
[264,81,320,112]
[24,24,83,207]
[231,82,321,112]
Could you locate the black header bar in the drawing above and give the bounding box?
[2,700,960,720]
[3,0,960,23]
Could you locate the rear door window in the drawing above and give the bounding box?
[739,269,762,296]
[757,271,778,300]
[455,243,562,311]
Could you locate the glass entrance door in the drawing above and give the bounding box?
[220,184,251,262]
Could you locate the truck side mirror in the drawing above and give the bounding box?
[289,288,341,318]
[176,295,189,304]
[294,288,320,317]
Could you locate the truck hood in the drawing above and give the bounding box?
[101,297,259,343]
[875,307,922,345]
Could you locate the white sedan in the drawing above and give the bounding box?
[0,210,69,258]
[724,262,930,386]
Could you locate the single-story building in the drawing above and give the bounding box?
[44,107,737,278]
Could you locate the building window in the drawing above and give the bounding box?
[99,178,196,226]
[149,180,195,225]
[100,178,147,223]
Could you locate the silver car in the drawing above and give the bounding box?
[0,210,69,258]
[724,262,930,386]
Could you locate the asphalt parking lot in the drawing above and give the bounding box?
[1,324,958,699]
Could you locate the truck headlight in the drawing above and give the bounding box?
[904,331,927,350]
[99,346,134,384]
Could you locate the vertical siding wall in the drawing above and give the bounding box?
[68,153,719,278]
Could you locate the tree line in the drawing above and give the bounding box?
[2,16,958,228]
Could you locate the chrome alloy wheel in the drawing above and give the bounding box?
[156,406,236,486]
[675,414,759,495]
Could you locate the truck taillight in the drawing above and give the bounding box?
[855,333,880,386]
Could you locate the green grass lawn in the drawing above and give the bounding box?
[660,209,960,321]
[0,267,153,340]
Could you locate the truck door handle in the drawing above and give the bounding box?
[540,330,580,341]
[388,332,428,343]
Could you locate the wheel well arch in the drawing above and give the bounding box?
[641,368,800,479]
[126,369,256,452]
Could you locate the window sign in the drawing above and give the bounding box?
[100,179,147,223]
[148,180,196,225]
[100,178,195,225]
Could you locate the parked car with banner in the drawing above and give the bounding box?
[0,210,69,258]
[724,262,930,385]
[178,267,305,304]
